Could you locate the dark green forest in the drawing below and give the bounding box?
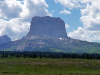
[0,51,100,59]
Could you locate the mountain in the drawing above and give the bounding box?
[0,35,11,44]
[26,16,67,38]
[0,16,100,53]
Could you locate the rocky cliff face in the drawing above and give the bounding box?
[0,35,11,44]
[0,16,100,53]
[26,16,67,38]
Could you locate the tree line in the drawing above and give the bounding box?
[0,51,100,59]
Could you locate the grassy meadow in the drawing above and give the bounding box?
[0,57,100,75]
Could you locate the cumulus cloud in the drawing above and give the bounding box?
[68,27,100,42]
[55,0,100,42]
[20,0,51,22]
[0,19,30,40]
[0,0,22,19]
[80,1,100,31]
[60,9,71,15]
[0,0,51,40]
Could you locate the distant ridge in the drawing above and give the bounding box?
[0,16,100,53]
[0,35,11,44]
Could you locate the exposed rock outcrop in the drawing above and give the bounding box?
[0,35,11,44]
[0,16,100,53]
[26,16,67,38]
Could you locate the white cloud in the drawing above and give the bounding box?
[65,24,70,29]
[60,9,71,15]
[0,19,30,40]
[55,0,92,9]
[55,0,100,42]
[68,27,100,42]
[0,0,51,40]
[80,1,100,31]
[55,0,81,9]
[80,0,92,4]
[0,0,22,19]
[20,0,51,22]
[79,0,100,42]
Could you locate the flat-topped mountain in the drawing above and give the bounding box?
[0,16,100,53]
[0,35,11,44]
[26,16,67,38]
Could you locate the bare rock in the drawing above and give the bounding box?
[26,16,67,38]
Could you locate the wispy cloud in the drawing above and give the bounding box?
[60,9,71,15]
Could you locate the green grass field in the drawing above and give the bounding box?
[0,58,100,75]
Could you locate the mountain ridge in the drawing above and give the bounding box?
[0,16,100,53]
[0,35,11,44]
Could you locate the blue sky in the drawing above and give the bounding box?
[0,0,100,42]
[46,0,83,33]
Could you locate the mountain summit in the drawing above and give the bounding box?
[0,35,11,44]
[0,16,100,53]
[26,16,67,38]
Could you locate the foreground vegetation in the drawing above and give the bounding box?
[0,57,100,75]
[0,51,100,75]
